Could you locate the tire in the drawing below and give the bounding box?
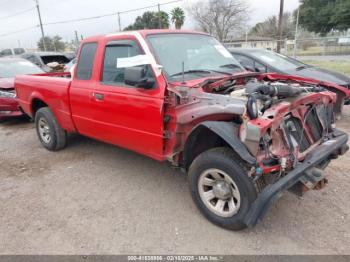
[35,107,67,151]
[188,147,257,230]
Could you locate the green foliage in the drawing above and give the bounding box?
[124,11,169,30]
[299,0,350,35]
[37,35,66,51]
[250,12,295,39]
[171,7,185,29]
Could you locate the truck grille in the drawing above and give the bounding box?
[284,105,333,153]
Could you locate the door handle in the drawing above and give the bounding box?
[93,93,104,101]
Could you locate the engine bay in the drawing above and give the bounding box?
[201,76,328,120]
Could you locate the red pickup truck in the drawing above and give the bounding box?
[15,30,348,230]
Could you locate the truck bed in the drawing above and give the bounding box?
[15,72,76,132]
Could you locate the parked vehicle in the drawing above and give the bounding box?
[0,57,44,121]
[21,52,70,72]
[230,48,350,114]
[63,58,76,72]
[0,48,26,57]
[15,30,348,230]
[63,52,76,61]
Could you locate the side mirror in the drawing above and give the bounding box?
[124,66,155,89]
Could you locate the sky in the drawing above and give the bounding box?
[0,0,300,49]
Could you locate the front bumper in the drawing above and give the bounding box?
[244,129,349,227]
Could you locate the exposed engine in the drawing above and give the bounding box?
[229,79,325,119]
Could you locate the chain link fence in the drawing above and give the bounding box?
[223,36,350,57]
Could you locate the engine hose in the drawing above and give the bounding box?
[254,84,302,97]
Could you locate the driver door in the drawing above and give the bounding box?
[88,38,165,160]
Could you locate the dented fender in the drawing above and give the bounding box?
[183,121,256,167]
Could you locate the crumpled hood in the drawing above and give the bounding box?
[168,71,255,89]
[0,78,14,90]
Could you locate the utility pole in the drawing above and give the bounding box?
[34,0,46,51]
[75,30,80,47]
[117,12,121,31]
[293,7,300,57]
[276,0,284,53]
[157,3,162,29]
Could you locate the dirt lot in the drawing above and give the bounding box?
[0,108,350,255]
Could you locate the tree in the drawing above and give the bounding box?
[124,11,169,30]
[52,35,66,51]
[299,0,350,35]
[171,7,185,29]
[250,12,295,39]
[187,0,249,41]
[37,35,66,51]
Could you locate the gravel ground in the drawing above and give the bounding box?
[0,108,350,255]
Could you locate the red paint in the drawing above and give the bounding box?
[0,78,23,120]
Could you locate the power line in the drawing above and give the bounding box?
[119,0,182,14]
[43,12,117,25]
[0,6,35,20]
[0,0,183,39]
[0,25,39,38]
[42,0,182,26]
[0,0,14,9]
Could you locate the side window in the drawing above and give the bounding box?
[25,55,34,62]
[254,61,267,73]
[76,42,97,80]
[14,48,25,55]
[234,54,255,71]
[27,55,41,66]
[101,40,155,88]
[102,40,141,83]
[1,49,13,56]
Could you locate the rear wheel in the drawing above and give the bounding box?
[188,147,257,230]
[35,107,67,151]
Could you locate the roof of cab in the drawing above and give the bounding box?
[81,29,210,43]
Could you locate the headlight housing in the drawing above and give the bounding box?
[0,90,16,98]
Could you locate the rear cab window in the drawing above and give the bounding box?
[76,42,98,80]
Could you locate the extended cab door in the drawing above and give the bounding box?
[86,37,165,160]
[70,42,98,135]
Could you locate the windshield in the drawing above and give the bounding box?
[147,34,244,81]
[250,50,307,71]
[0,59,43,78]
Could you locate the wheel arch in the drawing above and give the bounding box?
[31,97,49,117]
[182,121,256,170]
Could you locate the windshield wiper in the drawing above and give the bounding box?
[295,65,312,71]
[170,69,231,77]
[219,63,242,69]
[170,69,212,77]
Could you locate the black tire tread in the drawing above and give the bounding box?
[35,107,67,151]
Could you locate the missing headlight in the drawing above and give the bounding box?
[0,90,16,98]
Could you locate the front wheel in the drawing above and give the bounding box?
[35,107,67,151]
[188,147,257,230]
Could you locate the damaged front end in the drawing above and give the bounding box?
[229,77,349,226]
[165,73,348,227]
